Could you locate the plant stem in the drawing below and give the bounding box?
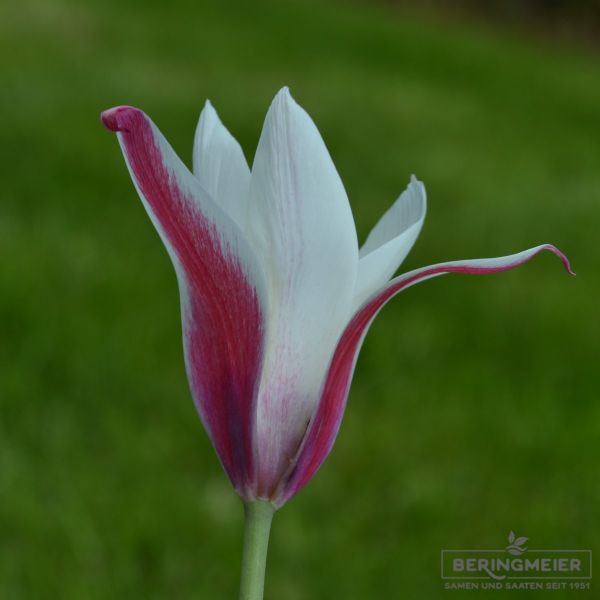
[239,500,275,600]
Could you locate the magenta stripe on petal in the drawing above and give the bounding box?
[102,106,264,498]
[275,244,573,505]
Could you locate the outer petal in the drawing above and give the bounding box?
[248,88,359,496]
[353,176,426,309]
[275,244,573,505]
[101,106,266,499]
[193,100,251,232]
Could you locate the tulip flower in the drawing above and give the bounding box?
[101,87,572,599]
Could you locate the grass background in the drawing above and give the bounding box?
[1,0,598,597]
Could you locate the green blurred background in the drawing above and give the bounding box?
[1,0,598,597]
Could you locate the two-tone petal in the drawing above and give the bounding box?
[101,106,267,498]
[276,244,573,505]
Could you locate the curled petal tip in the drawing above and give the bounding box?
[100,105,139,132]
[543,244,575,276]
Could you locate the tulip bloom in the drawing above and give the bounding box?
[102,87,572,599]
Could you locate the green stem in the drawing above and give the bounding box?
[239,500,275,600]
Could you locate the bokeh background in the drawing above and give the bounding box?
[1,0,598,597]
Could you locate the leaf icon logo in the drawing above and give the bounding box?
[506,532,529,556]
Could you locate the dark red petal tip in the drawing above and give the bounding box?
[100,105,138,132]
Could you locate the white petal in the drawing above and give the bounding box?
[353,176,426,309]
[193,100,251,232]
[248,87,359,495]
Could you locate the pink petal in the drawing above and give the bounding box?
[275,244,573,505]
[102,106,266,498]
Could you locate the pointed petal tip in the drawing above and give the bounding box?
[201,98,217,116]
[273,86,293,106]
[542,244,575,276]
[100,105,140,132]
[198,99,220,130]
[266,86,303,124]
[410,173,426,189]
